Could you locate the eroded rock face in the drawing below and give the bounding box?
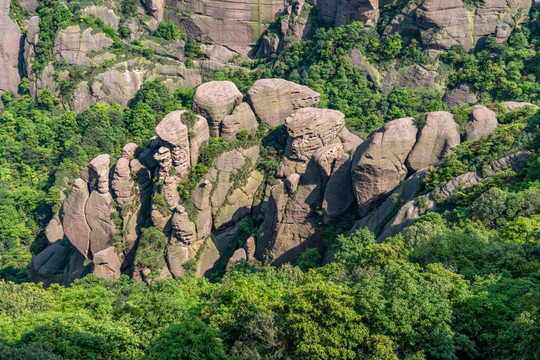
[54,26,113,66]
[156,110,191,178]
[82,6,120,28]
[317,0,379,27]
[29,242,85,288]
[323,153,354,223]
[92,247,121,280]
[92,65,146,108]
[171,206,196,245]
[416,0,472,51]
[169,0,287,54]
[45,215,64,244]
[146,0,164,22]
[465,105,498,142]
[278,108,345,176]
[416,0,533,51]
[443,84,478,109]
[221,102,259,141]
[500,101,539,111]
[192,81,243,137]
[0,0,22,95]
[61,178,91,258]
[406,111,460,172]
[247,79,321,127]
[188,114,210,166]
[352,117,418,216]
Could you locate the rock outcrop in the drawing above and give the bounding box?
[352,117,418,216]
[443,84,478,109]
[317,0,379,27]
[192,81,243,137]
[61,178,91,258]
[0,0,22,96]
[36,82,495,286]
[406,111,460,172]
[82,6,120,28]
[465,105,498,142]
[54,25,113,66]
[169,0,288,54]
[146,0,164,22]
[221,103,259,141]
[256,106,353,265]
[278,107,346,176]
[247,79,321,127]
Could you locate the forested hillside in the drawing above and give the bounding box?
[0,0,539,359]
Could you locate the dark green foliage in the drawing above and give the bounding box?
[0,343,57,360]
[154,21,183,41]
[34,0,73,74]
[296,248,322,271]
[134,227,168,272]
[146,319,229,360]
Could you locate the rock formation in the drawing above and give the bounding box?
[352,117,418,216]
[406,111,460,172]
[316,0,379,27]
[192,81,243,137]
[247,79,321,127]
[465,105,498,142]
[221,103,259,141]
[53,25,113,66]
[0,0,22,96]
[34,81,493,285]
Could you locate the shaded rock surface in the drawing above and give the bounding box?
[352,117,418,216]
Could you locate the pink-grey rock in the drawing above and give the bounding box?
[0,0,22,95]
[146,0,164,21]
[244,234,256,260]
[285,107,345,163]
[465,105,498,142]
[406,111,460,172]
[171,206,196,245]
[247,79,320,127]
[188,114,210,165]
[122,143,138,159]
[352,117,418,216]
[45,215,64,244]
[112,158,134,202]
[92,246,121,280]
[170,0,287,54]
[317,0,379,27]
[226,248,247,269]
[221,102,259,141]
[85,191,116,255]
[443,84,478,109]
[192,81,243,137]
[88,154,111,194]
[416,0,473,51]
[82,5,120,28]
[323,153,354,223]
[340,127,363,154]
[62,178,91,258]
[92,64,145,108]
[156,110,191,177]
[500,101,539,111]
[53,26,113,66]
[313,143,345,183]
